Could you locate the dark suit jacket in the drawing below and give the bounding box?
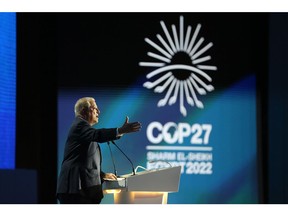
[56,116,119,195]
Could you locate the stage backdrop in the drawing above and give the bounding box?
[57,13,267,204]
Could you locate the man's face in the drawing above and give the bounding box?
[88,100,100,125]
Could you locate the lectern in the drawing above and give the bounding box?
[102,166,181,204]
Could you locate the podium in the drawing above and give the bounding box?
[102,166,181,204]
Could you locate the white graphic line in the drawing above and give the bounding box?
[157,34,174,55]
[157,78,177,107]
[143,72,172,89]
[160,21,177,53]
[192,55,211,65]
[187,23,201,53]
[146,145,213,151]
[192,42,213,60]
[197,65,217,70]
[189,37,204,56]
[183,81,194,105]
[145,38,172,59]
[139,62,165,67]
[146,64,212,81]
[183,26,192,51]
[148,52,171,63]
[180,15,184,50]
[172,24,180,51]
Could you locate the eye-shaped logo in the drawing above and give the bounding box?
[139,15,217,117]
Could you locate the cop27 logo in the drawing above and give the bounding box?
[139,15,217,117]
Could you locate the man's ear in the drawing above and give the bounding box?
[80,107,89,118]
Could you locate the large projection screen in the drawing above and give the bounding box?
[57,13,267,204]
[0,12,16,169]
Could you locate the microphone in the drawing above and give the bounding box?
[107,141,118,177]
[111,140,136,176]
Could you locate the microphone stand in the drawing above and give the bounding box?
[107,141,118,177]
[111,140,136,176]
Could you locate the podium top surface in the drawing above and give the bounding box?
[103,166,181,192]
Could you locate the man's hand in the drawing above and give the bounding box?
[103,172,117,180]
[118,116,141,135]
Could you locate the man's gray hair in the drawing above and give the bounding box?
[74,97,94,117]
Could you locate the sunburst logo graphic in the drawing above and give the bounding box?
[139,15,217,117]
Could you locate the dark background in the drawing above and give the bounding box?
[10,12,288,203]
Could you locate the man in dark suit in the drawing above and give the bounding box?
[56,97,141,204]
